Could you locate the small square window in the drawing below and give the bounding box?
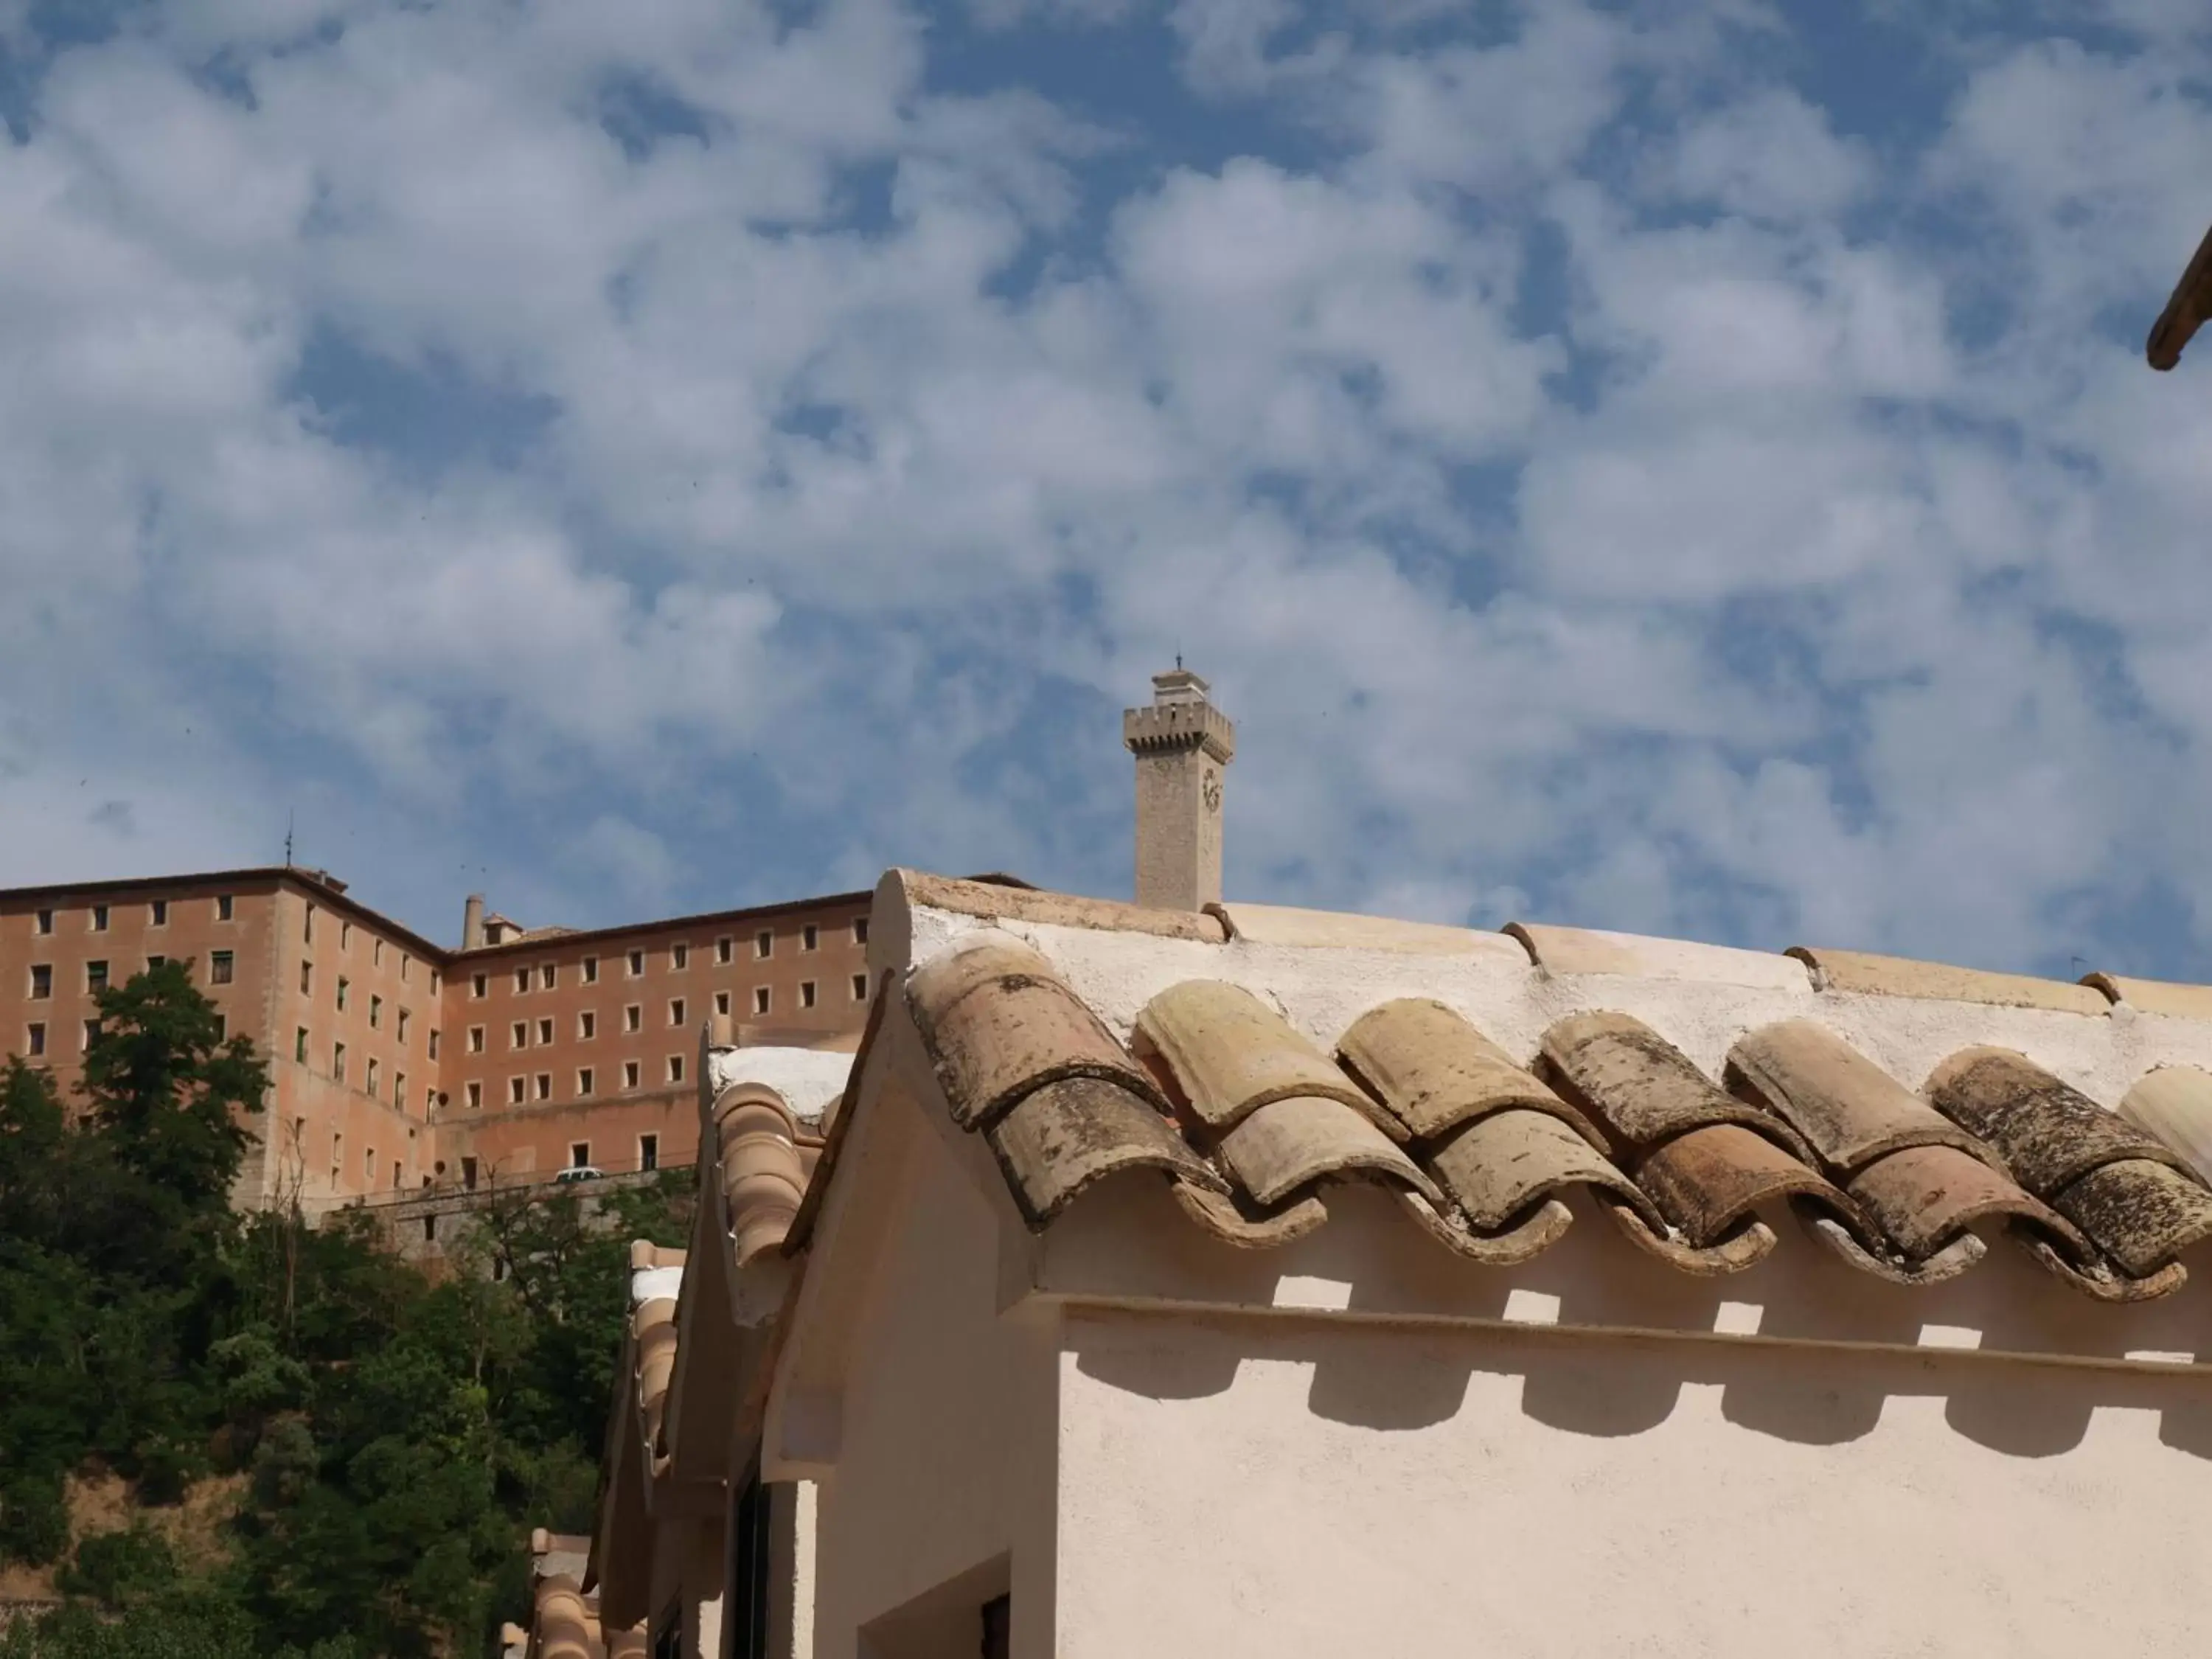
[471,973,487,998]
[146,954,166,970]
[26,1022,46,1057]
[210,950,234,984]
[294,1027,308,1062]
[582,956,599,984]
[469,1025,485,1054]
[34,908,52,935]
[515,967,530,995]
[579,1010,597,1040]
[150,900,167,926]
[852,917,869,946]
[802,925,818,952]
[639,1133,659,1172]
[667,1054,685,1084]
[570,1142,591,1169]
[625,1004,641,1034]
[754,986,770,1015]
[801,980,817,1009]
[333,1041,347,1082]
[86,960,108,993]
[335,977,349,1012]
[627,948,644,977]
[301,961,313,995]
[91,905,109,932]
[755,931,772,959]
[83,1018,102,1050]
[578,1066,595,1096]
[669,998,686,1027]
[511,1021,526,1049]
[852,973,869,1001]
[216,894,234,922]
[672,942,689,970]
[540,963,555,990]
[509,1076,525,1105]
[29,964,51,998]
[715,990,731,1017]
[538,1018,553,1046]
[623,1060,639,1090]
[369,994,383,1029]
[466,1082,483,1110]
[716,936,733,964]
[535,1073,551,1102]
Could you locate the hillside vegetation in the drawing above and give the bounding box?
[0,964,688,1658]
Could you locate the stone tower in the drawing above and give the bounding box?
[1122,667,1235,911]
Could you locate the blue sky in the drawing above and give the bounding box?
[4,0,2212,980]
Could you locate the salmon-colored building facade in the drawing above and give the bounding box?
[0,866,875,1209]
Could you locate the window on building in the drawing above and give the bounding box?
[514,967,529,995]
[301,961,312,995]
[395,1071,407,1110]
[332,1130,342,1166]
[801,981,817,1009]
[578,1066,595,1096]
[390,1160,401,1191]
[217,894,234,922]
[727,1475,774,1659]
[423,1214,437,1242]
[535,1074,551,1102]
[465,1082,482,1110]
[802,924,818,951]
[150,900,167,927]
[582,956,599,984]
[470,973,487,998]
[462,1156,479,1190]
[540,963,555,990]
[754,986,770,1015]
[28,964,50,999]
[210,950,234,984]
[83,1019,102,1050]
[34,908,52,935]
[373,939,383,967]
[570,1142,591,1169]
[304,905,315,944]
[91,905,108,932]
[492,1256,508,1282]
[364,1147,375,1182]
[715,990,731,1018]
[341,920,352,952]
[428,1029,441,1060]
[400,953,411,982]
[291,1116,305,1150]
[537,1018,553,1046]
[716,936,733,964]
[983,1595,1011,1659]
[431,970,442,995]
[625,1004,641,1034]
[853,916,869,946]
[579,1010,597,1040]
[852,973,869,1002]
[669,998,685,1027]
[639,1133,658,1172]
[86,961,108,993]
[295,1027,308,1062]
[333,1041,347,1083]
[213,1014,226,1040]
[366,1058,380,1097]
[369,994,382,1029]
[508,1076,525,1105]
[755,930,772,959]
[26,1023,45,1057]
[667,1054,684,1084]
[671,942,689,970]
[623,1060,639,1090]
[146,955,166,970]
[468,1025,485,1054]
[627,948,644,977]
[397,1008,410,1044]
[510,1021,526,1049]
[337,976,354,1012]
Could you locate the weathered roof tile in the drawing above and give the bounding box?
[1135,980,1388,1133]
[1925,1047,2191,1194]
[1633,1123,1853,1248]
[1728,1020,1990,1175]
[1215,1093,1441,1208]
[1427,1107,1658,1234]
[1539,1010,1815,1160]
[1337,998,1596,1144]
[1843,1143,2085,1264]
[2050,1158,2212,1279]
[2118,1066,2212,1186]
[987,1076,1222,1228]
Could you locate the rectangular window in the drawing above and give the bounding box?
[623,1060,639,1091]
[150,900,167,926]
[461,1156,478,1190]
[213,1013,226,1041]
[301,961,312,995]
[34,908,52,935]
[465,1082,482,1110]
[754,986,770,1015]
[395,1071,407,1111]
[468,1025,485,1054]
[332,1131,342,1167]
[716,936,733,964]
[667,1054,685,1084]
[537,1018,553,1046]
[669,998,686,1027]
[216,894,234,922]
[335,976,349,1012]
[430,970,441,995]
[366,1057,380,1097]
[333,1041,347,1083]
[428,1029,440,1060]
[540,963,555,990]
[639,1133,658,1172]
[341,921,352,952]
[625,1004,641,1034]
[83,1018,102,1050]
[582,956,599,984]
[802,924,818,952]
[801,981,817,1009]
[400,953,411,983]
[369,994,382,1029]
[29,964,50,999]
[715,990,731,1018]
[86,961,108,993]
[570,1142,591,1169]
[397,1008,410,1044]
[146,955,165,970]
[26,1022,45,1057]
[579,1010,597,1040]
[627,948,644,977]
[853,916,869,946]
[535,1073,551,1102]
[510,1021,526,1049]
[852,973,869,1002]
[91,905,108,932]
[364,1148,375,1182]
[578,1066,595,1096]
[755,930,772,959]
[304,905,315,944]
[210,950,234,984]
[470,973,487,998]
[373,939,383,967]
[671,942,689,970]
[515,967,530,995]
[508,1076,525,1105]
[295,1027,308,1062]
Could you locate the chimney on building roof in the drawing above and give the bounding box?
[462,893,487,951]
[1123,667,1235,911]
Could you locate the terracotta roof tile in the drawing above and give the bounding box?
[2048,1159,2212,1280]
[1214,1093,1440,1208]
[1727,1020,1989,1175]
[1842,1144,2086,1265]
[1538,1011,1815,1160]
[714,1088,810,1269]
[1789,947,2107,1015]
[1926,1048,2192,1193]
[1135,980,1388,1133]
[1633,1124,1854,1248]
[988,1076,1222,1226]
[1338,998,1598,1144]
[2082,973,2212,1020]
[2118,1066,2212,1185]
[1426,1107,1653,1233]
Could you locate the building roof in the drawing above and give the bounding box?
[0,864,453,961]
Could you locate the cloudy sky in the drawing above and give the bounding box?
[3,0,2211,977]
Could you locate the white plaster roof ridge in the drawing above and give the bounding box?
[1506,921,1815,992]
[1208,900,1528,959]
[630,1263,684,1306]
[704,1044,854,1127]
